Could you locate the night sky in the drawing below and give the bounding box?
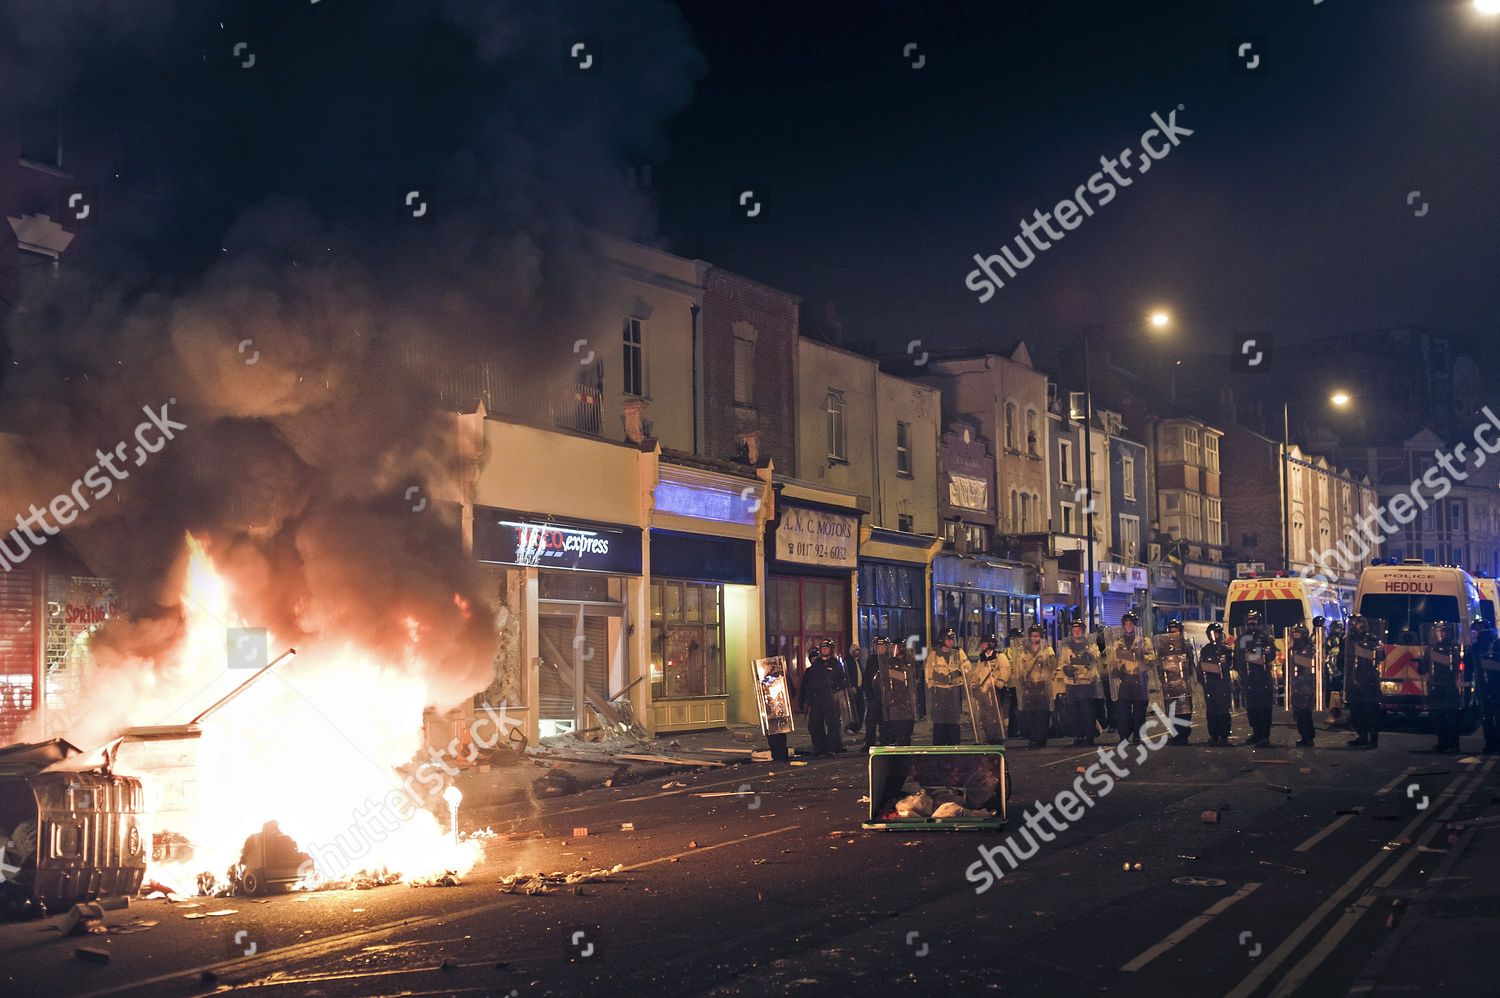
[657,0,1500,362]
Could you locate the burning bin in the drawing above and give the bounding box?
[116,725,202,865]
[863,745,1007,832]
[0,741,148,916]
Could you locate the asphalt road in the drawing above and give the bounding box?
[3,708,1496,998]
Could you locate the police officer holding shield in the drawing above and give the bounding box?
[1199,622,1235,745]
[1058,618,1101,745]
[926,629,970,745]
[1419,621,1462,754]
[1156,618,1195,745]
[1345,616,1385,749]
[1015,624,1057,747]
[1110,611,1155,745]
[1287,623,1318,746]
[971,633,1010,743]
[1237,610,1278,747]
[875,636,918,746]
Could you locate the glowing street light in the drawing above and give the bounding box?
[1148,309,1172,329]
[1476,0,1500,16]
[1329,391,1352,407]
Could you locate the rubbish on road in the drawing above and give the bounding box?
[620,822,635,832]
[894,791,935,819]
[789,761,809,767]
[107,918,158,935]
[532,769,580,798]
[1176,855,1200,861]
[700,747,757,756]
[205,909,238,917]
[498,865,625,895]
[1258,860,1307,874]
[662,780,687,789]
[857,795,871,804]
[74,946,111,965]
[692,791,749,798]
[688,840,699,848]
[932,802,991,819]
[1416,845,1448,854]
[1076,766,1087,774]
[1256,759,1291,765]
[183,913,206,920]
[1336,808,1364,815]
[97,895,130,912]
[750,751,772,762]
[617,753,725,769]
[1121,862,1143,872]
[1458,755,1482,764]
[1265,784,1292,794]
[1298,767,1313,775]
[60,903,106,936]
[571,827,589,837]
[1200,810,1219,824]
[864,746,1006,831]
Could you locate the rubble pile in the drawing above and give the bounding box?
[875,763,1000,824]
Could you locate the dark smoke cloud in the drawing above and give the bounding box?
[0,0,704,741]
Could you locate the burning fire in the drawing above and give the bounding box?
[124,537,484,893]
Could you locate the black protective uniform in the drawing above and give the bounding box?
[1236,626,1278,745]
[1474,628,1500,754]
[1157,632,1195,745]
[875,646,918,746]
[798,654,845,755]
[843,648,865,734]
[1199,637,1234,744]
[1419,626,1463,754]
[1288,635,1318,746]
[861,648,883,749]
[1345,621,1385,748]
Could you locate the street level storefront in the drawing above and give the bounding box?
[932,554,1038,656]
[1182,563,1230,621]
[648,456,769,733]
[0,543,117,743]
[462,412,651,746]
[766,483,860,690]
[472,506,642,740]
[1092,561,1147,627]
[856,526,938,656]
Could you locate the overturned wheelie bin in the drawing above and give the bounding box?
[863,745,1008,831]
[0,739,148,917]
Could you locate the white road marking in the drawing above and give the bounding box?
[1224,765,1489,998]
[1120,882,1262,972]
[1375,766,1416,796]
[1292,812,1356,853]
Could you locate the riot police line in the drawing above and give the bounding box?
[775,614,1500,756]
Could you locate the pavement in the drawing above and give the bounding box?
[2,707,1499,997]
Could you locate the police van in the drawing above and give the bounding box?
[1476,577,1499,631]
[1225,574,1345,636]
[1352,561,1481,716]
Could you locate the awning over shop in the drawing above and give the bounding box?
[1183,576,1229,599]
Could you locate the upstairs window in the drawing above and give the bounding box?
[623,318,646,397]
[826,391,846,462]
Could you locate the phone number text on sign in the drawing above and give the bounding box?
[775,507,857,568]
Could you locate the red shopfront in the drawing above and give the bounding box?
[765,498,859,693]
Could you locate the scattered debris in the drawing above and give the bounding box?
[750,751,772,762]
[1298,767,1313,775]
[97,896,130,912]
[74,947,111,965]
[1265,784,1292,794]
[1176,855,1199,861]
[532,769,580,798]
[1416,845,1448,854]
[205,909,238,917]
[1200,810,1219,825]
[60,903,106,937]
[688,840,699,848]
[572,827,589,838]
[1258,860,1307,874]
[857,795,871,804]
[789,761,808,767]
[620,822,636,832]
[1076,766,1087,775]
[1121,862,1143,872]
[107,919,158,936]
[497,865,624,895]
[661,781,687,790]
[1458,755,1483,764]
[1256,760,1291,766]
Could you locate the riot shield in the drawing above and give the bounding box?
[1157,635,1191,718]
[1285,639,1317,710]
[964,654,1007,742]
[753,657,795,736]
[879,653,918,723]
[1423,622,1461,699]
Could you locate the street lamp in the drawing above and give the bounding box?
[1282,391,1353,574]
[1477,0,1500,16]
[1075,310,1174,632]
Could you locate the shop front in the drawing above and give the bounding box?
[647,459,768,733]
[766,485,860,690]
[856,527,937,657]
[932,554,1039,656]
[1092,561,1147,628]
[473,507,643,740]
[0,544,117,743]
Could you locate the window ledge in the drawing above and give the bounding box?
[896,471,913,479]
[18,157,74,180]
[827,456,849,466]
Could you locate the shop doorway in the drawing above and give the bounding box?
[767,574,848,697]
[536,572,628,739]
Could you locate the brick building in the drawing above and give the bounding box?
[700,267,799,469]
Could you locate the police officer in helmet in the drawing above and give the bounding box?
[1236,610,1278,747]
[1199,622,1234,745]
[1287,622,1318,747]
